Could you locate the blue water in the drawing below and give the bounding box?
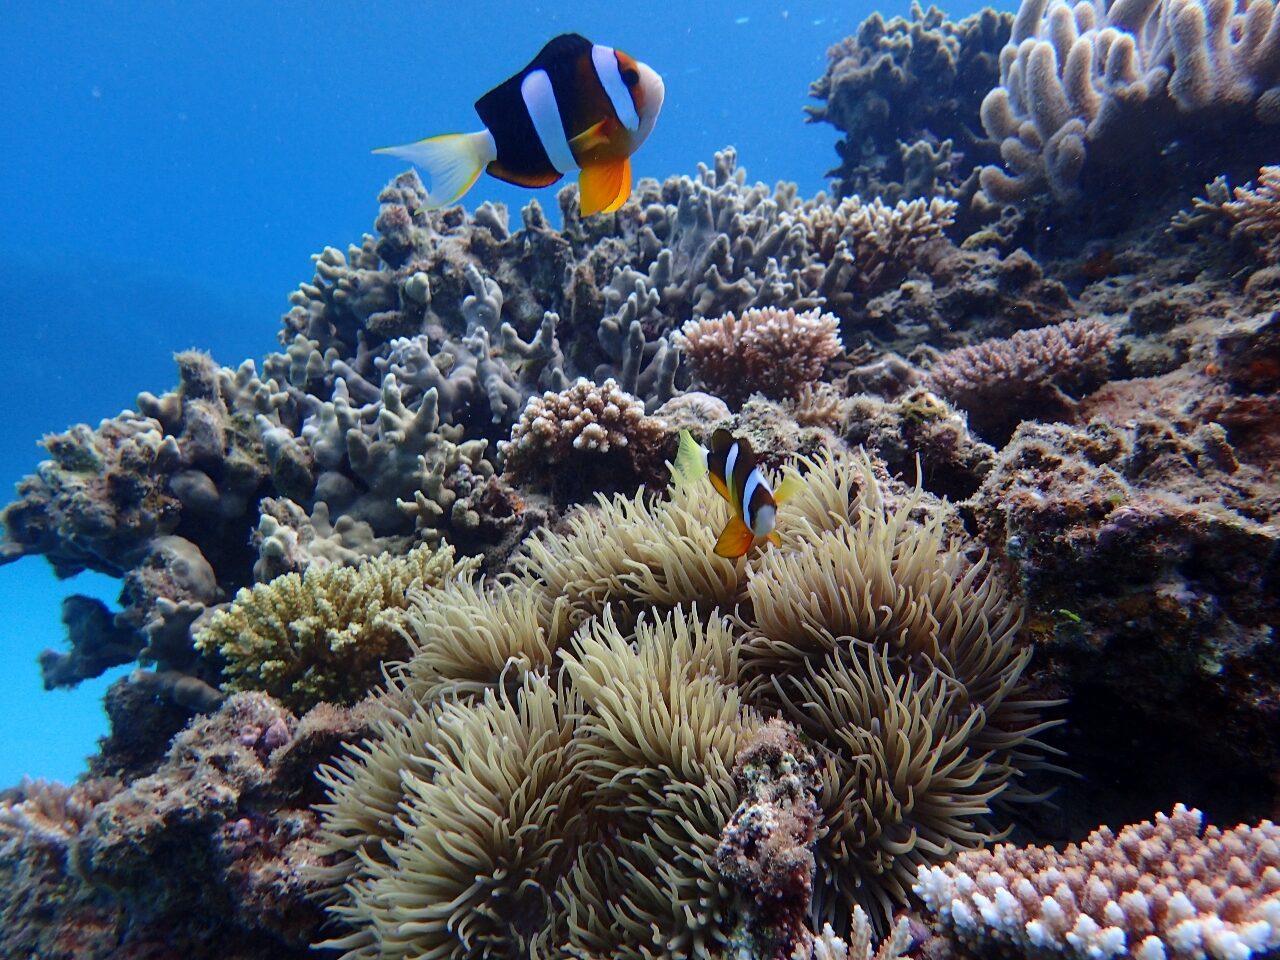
[0,0,989,785]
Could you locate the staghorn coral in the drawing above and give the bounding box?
[926,317,1116,440]
[194,542,470,712]
[978,0,1280,207]
[807,3,1013,205]
[674,307,843,407]
[915,803,1280,960]
[498,376,674,499]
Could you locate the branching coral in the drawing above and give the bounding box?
[194,543,470,711]
[1223,165,1280,262]
[915,803,1280,960]
[792,195,959,305]
[979,0,1280,205]
[926,317,1116,438]
[674,307,843,407]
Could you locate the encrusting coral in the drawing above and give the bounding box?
[311,448,1061,958]
[193,542,470,712]
[915,803,1280,960]
[674,307,844,407]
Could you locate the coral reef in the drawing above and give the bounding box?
[807,4,1013,205]
[499,377,675,500]
[674,307,843,406]
[0,692,375,959]
[916,803,1280,960]
[1223,165,1280,262]
[978,0,1280,210]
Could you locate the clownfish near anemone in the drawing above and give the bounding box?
[671,429,804,559]
[376,33,665,216]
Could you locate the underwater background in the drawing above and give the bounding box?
[2,0,1278,956]
[0,0,981,785]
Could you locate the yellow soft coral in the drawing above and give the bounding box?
[195,543,471,711]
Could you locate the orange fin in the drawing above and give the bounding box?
[708,470,731,504]
[767,531,782,546]
[578,156,631,216]
[773,472,804,505]
[569,118,614,153]
[714,514,756,559]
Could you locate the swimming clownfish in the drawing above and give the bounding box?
[376,33,665,217]
[672,429,803,559]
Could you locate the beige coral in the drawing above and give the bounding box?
[1223,165,1280,261]
[674,307,844,406]
[793,194,958,296]
[499,377,673,490]
[194,542,471,711]
[915,803,1280,960]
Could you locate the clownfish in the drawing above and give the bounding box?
[672,429,804,559]
[376,33,665,217]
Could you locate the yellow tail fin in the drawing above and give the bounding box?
[374,130,496,207]
[670,429,708,487]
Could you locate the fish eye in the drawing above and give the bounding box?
[622,67,640,87]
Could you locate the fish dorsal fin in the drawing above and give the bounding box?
[530,33,593,69]
[714,514,756,559]
[578,156,631,215]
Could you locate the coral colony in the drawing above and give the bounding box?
[1,0,1279,957]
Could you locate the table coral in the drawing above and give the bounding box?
[194,542,471,712]
[916,803,1280,960]
[926,317,1117,440]
[675,307,843,407]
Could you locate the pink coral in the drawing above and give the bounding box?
[674,307,843,407]
[925,318,1115,438]
[499,377,673,496]
[916,803,1280,960]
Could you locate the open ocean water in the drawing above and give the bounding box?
[0,0,984,789]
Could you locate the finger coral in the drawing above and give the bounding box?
[915,803,1280,960]
[194,542,471,711]
[978,0,1280,206]
[674,307,844,407]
